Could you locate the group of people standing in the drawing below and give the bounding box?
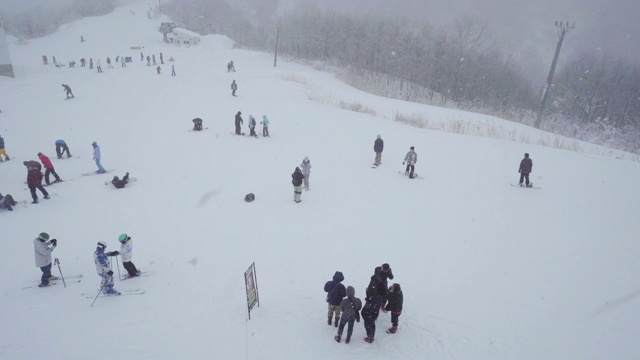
[33,231,141,293]
[324,263,404,344]
[233,111,270,137]
[291,157,311,203]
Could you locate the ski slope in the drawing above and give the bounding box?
[1,2,639,359]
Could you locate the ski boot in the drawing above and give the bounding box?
[364,337,374,343]
[32,199,39,204]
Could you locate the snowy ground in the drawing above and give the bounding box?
[1,2,639,359]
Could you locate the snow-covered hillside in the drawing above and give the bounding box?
[1,2,639,359]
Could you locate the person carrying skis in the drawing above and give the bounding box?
[111,172,130,189]
[518,153,533,187]
[192,118,203,131]
[291,167,305,203]
[260,115,270,137]
[383,283,404,334]
[38,152,62,185]
[334,286,362,344]
[373,135,384,166]
[62,84,74,99]
[55,139,72,158]
[23,160,49,204]
[34,232,57,287]
[300,157,311,190]
[234,111,243,135]
[231,80,238,96]
[0,193,17,211]
[324,271,346,326]
[114,233,141,278]
[92,141,106,174]
[0,134,9,161]
[248,115,257,137]
[361,286,382,343]
[403,146,417,179]
[94,241,120,295]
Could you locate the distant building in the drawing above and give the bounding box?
[0,17,15,78]
[167,28,201,46]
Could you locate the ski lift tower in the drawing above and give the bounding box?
[159,22,177,43]
[0,17,15,78]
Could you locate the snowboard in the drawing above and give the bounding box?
[398,171,424,179]
[188,127,209,132]
[81,169,114,176]
[510,183,541,189]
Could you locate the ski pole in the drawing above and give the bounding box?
[115,255,121,281]
[54,258,67,288]
[90,280,107,308]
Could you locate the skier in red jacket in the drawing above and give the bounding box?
[38,153,62,185]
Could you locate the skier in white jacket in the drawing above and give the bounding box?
[116,233,140,278]
[34,232,57,287]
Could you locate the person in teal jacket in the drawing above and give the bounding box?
[260,115,270,137]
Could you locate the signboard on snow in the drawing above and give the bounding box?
[244,262,260,319]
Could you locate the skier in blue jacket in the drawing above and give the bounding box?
[92,142,106,173]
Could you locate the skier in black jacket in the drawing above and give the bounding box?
[291,167,305,203]
[373,135,384,166]
[324,271,346,327]
[234,111,243,135]
[518,153,533,187]
[384,283,403,334]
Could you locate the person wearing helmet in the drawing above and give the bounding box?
[403,146,417,179]
[373,135,384,166]
[111,172,130,189]
[117,233,140,278]
[94,241,120,295]
[518,153,533,187]
[34,232,57,287]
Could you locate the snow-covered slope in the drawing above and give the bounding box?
[1,2,639,359]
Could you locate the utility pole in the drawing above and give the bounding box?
[536,21,574,129]
[273,28,279,67]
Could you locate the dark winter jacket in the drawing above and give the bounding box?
[339,286,362,322]
[374,138,384,152]
[0,136,4,149]
[367,273,388,301]
[235,112,243,126]
[374,265,394,286]
[292,168,305,187]
[384,283,403,313]
[361,287,381,321]
[231,81,237,90]
[324,271,346,306]
[24,161,43,186]
[519,157,533,173]
[38,154,54,169]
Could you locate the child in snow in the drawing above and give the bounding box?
[300,157,311,190]
[94,241,120,295]
[260,115,269,137]
[383,283,403,334]
[334,286,362,344]
[291,167,305,203]
[112,233,141,278]
[324,271,346,326]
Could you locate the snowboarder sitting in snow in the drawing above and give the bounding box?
[383,283,403,334]
[192,118,203,131]
[62,84,74,99]
[0,193,17,211]
[518,153,533,187]
[94,241,120,295]
[324,271,347,327]
[111,172,130,189]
